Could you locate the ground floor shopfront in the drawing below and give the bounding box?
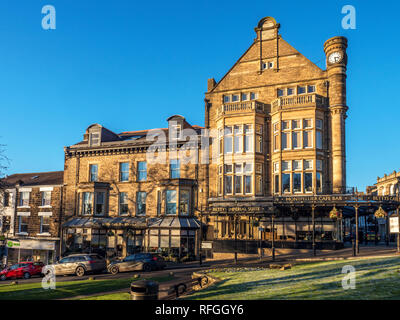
[62,216,200,260]
[202,194,400,257]
[5,238,59,265]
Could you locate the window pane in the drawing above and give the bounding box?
[282,174,290,193]
[304,160,313,170]
[293,173,301,193]
[292,132,300,149]
[244,125,253,153]
[303,119,312,128]
[281,132,289,150]
[224,176,232,194]
[274,175,279,193]
[241,93,248,101]
[245,176,252,194]
[232,94,239,102]
[166,190,177,215]
[179,190,190,215]
[298,86,306,94]
[278,89,284,97]
[170,159,180,179]
[282,121,289,130]
[287,88,294,96]
[308,85,316,93]
[83,192,93,215]
[282,161,290,171]
[293,160,302,171]
[90,164,98,182]
[119,192,129,215]
[292,120,300,129]
[138,162,147,181]
[256,175,262,194]
[316,131,322,149]
[223,95,230,103]
[316,119,323,129]
[304,173,313,193]
[136,192,146,216]
[234,176,242,194]
[303,131,312,148]
[120,162,129,181]
[224,136,233,154]
[41,191,51,206]
[234,125,242,153]
[95,192,105,215]
[316,173,322,193]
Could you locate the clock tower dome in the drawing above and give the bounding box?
[324,36,348,194]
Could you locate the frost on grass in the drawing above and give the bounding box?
[187,256,400,300]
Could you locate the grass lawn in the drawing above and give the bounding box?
[186,256,400,300]
[0,275,173,300]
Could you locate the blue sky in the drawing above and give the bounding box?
[0,0,399,191]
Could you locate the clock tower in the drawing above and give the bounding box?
[324,36,348,194]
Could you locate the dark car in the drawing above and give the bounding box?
[0,261,44,280]
[108,253,166,274]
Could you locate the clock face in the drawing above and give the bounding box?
[328,52,343,64]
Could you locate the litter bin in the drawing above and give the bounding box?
[130,280,159,300]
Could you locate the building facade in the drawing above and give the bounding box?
[201,17,350,254]
[0,171,63,265]
[62,116,207,260]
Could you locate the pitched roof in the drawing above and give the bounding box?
[1,171,64,188]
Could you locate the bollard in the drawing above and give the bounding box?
[130,280,159,300]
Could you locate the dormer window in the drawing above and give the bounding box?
[89,133,100,146]
[171,124,182,140]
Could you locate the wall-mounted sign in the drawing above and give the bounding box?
[390,216,400,234]
[209,206,271,214]
[6,240,20,248]
[201,241,212,249]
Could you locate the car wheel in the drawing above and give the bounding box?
[75,266,85,277]
[143,264,152,272]
[0,275,6,281]
[110,266,119,275]
[23,272,31,279]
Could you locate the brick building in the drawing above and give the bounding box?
[62,116,207,260]
[0,171,63,264]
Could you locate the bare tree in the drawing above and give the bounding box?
[0,142,9,190]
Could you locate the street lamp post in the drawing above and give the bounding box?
[199,208,203,266]
[234,213,238,265]
[312,204,316,256]
[355,204,359,255]
[271,214,275,261]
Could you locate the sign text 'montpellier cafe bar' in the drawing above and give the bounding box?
[201,194,400,261]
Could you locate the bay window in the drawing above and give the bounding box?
[82,192,93,215]
[95,192,105,215]
[179,190,190,215]
[166,190,177,215]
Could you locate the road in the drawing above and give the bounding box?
[0,263,209,285]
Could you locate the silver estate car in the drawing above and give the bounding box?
[46,254,107,277]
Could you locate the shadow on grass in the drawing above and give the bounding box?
[187,257,400,300]
[0,278,133,300]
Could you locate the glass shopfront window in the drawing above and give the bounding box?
[282,174,290,194]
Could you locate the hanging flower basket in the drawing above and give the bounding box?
[329,207,342,220]
[374,207,387,219]
[107,230,115,237]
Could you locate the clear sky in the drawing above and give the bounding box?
[0,0,399,191]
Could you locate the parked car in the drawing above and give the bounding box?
[45,254,106,277]
[108,253,166,274]
[0,261,44,281]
